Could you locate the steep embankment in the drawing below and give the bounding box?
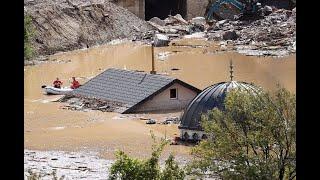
[24,0,153,57]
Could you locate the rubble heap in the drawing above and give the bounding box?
[146,15,208,39]
[60,95,126,113]
[24,150,112,179]
[145,7,296,57]
[213,8,296,56]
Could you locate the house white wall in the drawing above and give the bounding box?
[133,83,198,112]
[180,129,206,140]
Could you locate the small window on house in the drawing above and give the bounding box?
[170,88,177,99]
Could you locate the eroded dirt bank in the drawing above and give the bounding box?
[24,0,153,56]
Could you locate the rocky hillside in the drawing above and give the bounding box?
[24,0,153,56]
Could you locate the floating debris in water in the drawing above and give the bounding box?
[107,38,131,45]
[112,115,127,120]
[157,52,174,61]
[48,127,65,131]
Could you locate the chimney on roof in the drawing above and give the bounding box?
[150,44,156,74]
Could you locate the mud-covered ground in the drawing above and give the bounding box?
[24,150,113,179]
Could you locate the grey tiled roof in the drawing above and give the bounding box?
[71,68,198,113]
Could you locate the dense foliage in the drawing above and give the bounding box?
[109,132,185,180]
[24,15,34,60]
[187,87,296,180]
[161,154,186,180]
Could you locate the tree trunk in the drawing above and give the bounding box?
[279,166,285,180]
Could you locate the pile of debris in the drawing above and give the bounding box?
[144,15,208,46]
[24,150,113,179]
[144,7,295,57]
[148,14,202,35]
[60,95,126,113]
[161,117,180,125]
[209,7,296,56]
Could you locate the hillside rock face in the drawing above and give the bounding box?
[24,0,153,56]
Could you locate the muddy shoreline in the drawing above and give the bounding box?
[25,149,191,179]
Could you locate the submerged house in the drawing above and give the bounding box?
[70,68,201,113]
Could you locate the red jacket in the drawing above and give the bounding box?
[53,80,62,87]
[71,80,80,89]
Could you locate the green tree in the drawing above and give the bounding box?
[160,154,185,180]
[109,132,185,180]
[24,15,34,60]
[187,87,296,180]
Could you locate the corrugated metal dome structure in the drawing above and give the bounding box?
[178,81,261,131]
[178,61,262,141]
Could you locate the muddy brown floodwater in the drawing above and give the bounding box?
[24,39,295,161]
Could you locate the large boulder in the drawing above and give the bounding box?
[164,14,188,25]
[262,6,273,16]
[149,17,166,27]
[154,34,170,47]
[190,17,206,26]
[222,30,238,40]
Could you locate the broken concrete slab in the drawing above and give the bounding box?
[154,34,170,47]
[262,6,273,16]
[216,19,229,27]
[184,32,207,39]
[149,17,166,27]
[168,28,179,34]
[190,17,206,26]
[165,14,188,25]
[147,21,167,33]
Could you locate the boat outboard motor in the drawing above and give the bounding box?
[41,85,47,88]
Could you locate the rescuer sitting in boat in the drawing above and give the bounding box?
[70,77,80,89]
[53,78,63,88]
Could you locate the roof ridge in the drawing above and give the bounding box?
[107,68,175,80]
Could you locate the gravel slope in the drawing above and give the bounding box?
[24,0,153,56]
